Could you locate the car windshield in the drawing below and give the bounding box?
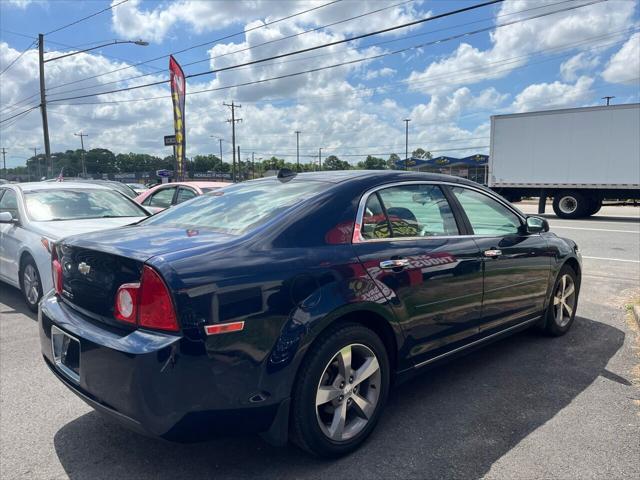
[24,189,147,221]
[142,179,327,234]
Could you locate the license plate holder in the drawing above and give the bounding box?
[51,325,80,383]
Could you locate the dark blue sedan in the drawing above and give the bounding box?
[39,171,581,457]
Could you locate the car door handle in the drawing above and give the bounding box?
[380,259,410,270]
[484,249,502,258]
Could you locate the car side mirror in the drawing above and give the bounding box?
[0,211,16,223]
[526,216,549,233]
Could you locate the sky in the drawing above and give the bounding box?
[0,0,639,169]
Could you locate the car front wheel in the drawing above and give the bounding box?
[20,256,43,312]
[543,265,579,336]
[290,323,390,457]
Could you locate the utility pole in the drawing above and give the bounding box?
[403,118,411,171]
[237,145,241,182]
[32,147,41,178]
[318,147,322,171]
[218,138,223,162]
[602,96,615,106]
[74,131,88,177]
[38,34,51,172]
[251,152,255,179]
[295,130,301,171]
[1,148,6,179]
[224,101,242,183]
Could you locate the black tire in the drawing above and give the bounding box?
[290,323,390,457]
[584,197,602,216]
[543,265,579,336]
[19,255,43,313]
[552,191,589,219]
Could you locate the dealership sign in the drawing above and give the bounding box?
[169,55,186,181]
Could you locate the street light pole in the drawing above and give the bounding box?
[318,147,322,171]
[403,118,411,170]
[38,37,148,173]
[602,96,615,106]
[295,130,301,171]
[74,131,88,177]
[38,34,51,169]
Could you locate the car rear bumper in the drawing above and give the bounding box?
[38,291,282,441]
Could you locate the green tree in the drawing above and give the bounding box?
[387,153,401,170]
[411,148,432,159]
[324,155,351,171]
[359,155,387,170]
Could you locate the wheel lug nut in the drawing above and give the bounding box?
[339,395,344,401]
[340,382,344,388]
[349,376,353,383]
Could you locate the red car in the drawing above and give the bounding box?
[134,181,230,212]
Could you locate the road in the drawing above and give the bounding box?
[1,205,638,480]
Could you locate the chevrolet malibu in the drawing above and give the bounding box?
[39,171,581,457]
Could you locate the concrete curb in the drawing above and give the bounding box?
[633,305,640,326]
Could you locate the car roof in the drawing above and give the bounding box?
[12,182,113,192]
[268,170,483,187]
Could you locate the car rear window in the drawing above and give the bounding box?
[24,189,147,221]
[143,179,327,234]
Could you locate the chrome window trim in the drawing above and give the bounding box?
[353,180,526,244]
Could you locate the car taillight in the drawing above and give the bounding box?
[113,266,179,332]
[114,283,139,325]
[51,247,63,295]
[138,266,178,331]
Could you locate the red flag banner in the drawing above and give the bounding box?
[169,55,186,181]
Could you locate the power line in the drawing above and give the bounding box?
[50,21,631,112]
[44,0,131,36]
[0,40,36,76]
[45,0,504,103]
[45,0,344,92]
[0,105,40,124]
[47,0,419,97]
[46,0,605,106]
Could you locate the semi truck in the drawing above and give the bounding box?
[488,103,640,218]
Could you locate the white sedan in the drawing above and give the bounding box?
[0,182,150,311]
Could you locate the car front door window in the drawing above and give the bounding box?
[0,189,19,220]
[147,187,176,208]
[450,187,521,235]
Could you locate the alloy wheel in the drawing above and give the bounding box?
[315,343,381,442]
[553,273,576,327]
[23,264,40,306]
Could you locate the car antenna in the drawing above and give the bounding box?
[277,168,297,183]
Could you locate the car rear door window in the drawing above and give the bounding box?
[361,193,391,240]
[146,187,176,208]
[451,187,521,235]
[176,187,197,204]
[376,184,459,237]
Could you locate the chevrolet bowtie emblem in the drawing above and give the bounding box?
[78,262,91,275]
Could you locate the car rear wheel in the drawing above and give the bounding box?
[290,323,390,457]
[543,266,579,336]
[552,191,589,219]
[20,256,43,312]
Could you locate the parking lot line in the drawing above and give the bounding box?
[550,226,639,234]
[582,256,640,263]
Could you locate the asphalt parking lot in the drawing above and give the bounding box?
[1,205,638,480]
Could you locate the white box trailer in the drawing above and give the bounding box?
[489,103,640,218]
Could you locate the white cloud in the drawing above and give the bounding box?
[111,0,425,44]
[602,32,640,85]
[363,67,396,80]
[560,52,600,81]
[2,0,34,8]
[406,0,635,95]
[511,76,594,112]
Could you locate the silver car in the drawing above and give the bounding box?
[0,182,149,311]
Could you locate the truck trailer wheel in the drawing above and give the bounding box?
[552,191,589,219]
[585,197,602,216]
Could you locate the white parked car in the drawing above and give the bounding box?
[0,182,150,311]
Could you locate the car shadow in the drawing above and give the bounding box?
[0,282,36,321]
[535,213,640,224]
[53,316,624,479]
